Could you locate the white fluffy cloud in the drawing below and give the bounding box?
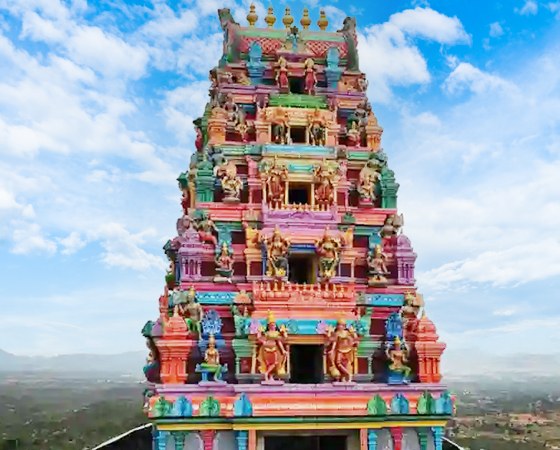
[489,22,504,37]
[516,0,539,15]
[359,7,469,102]
[442,62,517,94]
[11,222,57,254]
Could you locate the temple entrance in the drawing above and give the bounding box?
[289,77,305,94]
[265,435,347,450]
[290,344,323,384]
[288,254,314,284]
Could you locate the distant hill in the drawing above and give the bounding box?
[0,348,145,376]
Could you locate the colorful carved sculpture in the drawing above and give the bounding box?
[346,121,360,147]
[192,210,218,246]
[358,159,381,205]
[256,311,288,382]
[304,58,317,95]
[177,286,204,336]
[367,244,389,286]
[216,160,242,203]
[313,159,336,206]
[276,56,289,92]
[308,108,326,146]
[269,107,290,145]
[196,334,227,382]
[214,242,234,282]
[315,228,342,282]
[380,214,403,241]
[386,336,411,384]
[324,318,358,382]
[261,226,290,278]
[262,157,288,206]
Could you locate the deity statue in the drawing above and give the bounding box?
[356,77,369,92]
[304,58,317,95]
[315,228,343,282]
[231,303,249,337]
[216,160,242,203]
[262,157,288,206]
[367,244,389,286]
[269,107,290,145]
[308,108,326,146]
[276,56,289,91]
[176,286,204,336]
[192,211,218,246]
[386,336,411,382]
[223,93,240,127]
[402,291,424,320]
[215,242,234,282]
[313,159,337,206]
[357,159,381,204]
[324,318,358,382]
[195,125,203,152]
[256,311,288,382]
[198,334,226,382]
[380,214,403,242]
[260,225,290,278]
[346,121,360,147]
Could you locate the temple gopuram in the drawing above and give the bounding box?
[141,6,454,450]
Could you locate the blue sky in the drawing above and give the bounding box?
[1,0,560,358]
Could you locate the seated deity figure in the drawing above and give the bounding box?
[197,334,226,382]
[346,121,360,147]
[216,160,242,203]
[256,312,288,382]
[324,318,358,382]
[260,226,290,278]
[214,242,234,282]
[386,336,411,383]
[177,286,204,336]
[357,159,381,204]
[223,94,240,127]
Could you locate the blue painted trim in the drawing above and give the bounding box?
[246,318,347,335]
[367,429,378,450]
[363,294,404,307]
[196,292,239,305]
[262,144,337,158]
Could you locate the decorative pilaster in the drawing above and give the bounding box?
[201,430,215,450]
[172,432,188,450]
[380,168,399,209]
[367,429,378,450]
[248,430,257,450]
[432,427,444,450]
[359,429,368,450]
[390,427,403,450]
[417,428,429,450]
[157,430,170,450]
[236,431,248,450]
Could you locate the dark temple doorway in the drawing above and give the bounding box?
[265,435,347,450]
[288,254,314,284]
[290,344,324,384]
[288,183,310,205]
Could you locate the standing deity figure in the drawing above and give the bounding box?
[263,157,289,206]
[313,159,337,206]
[386,336,411,382]
[324,318,358,382]
[270,107,290,145]
[315,228,343,282]
[276,56,289,91]
[304,58,317,95]
[260,226,290,277]
[346,121,360,147]
[176,286,204,336]
[215,242,234,282]
[367,244,389,286]
[308,108,326,146]
[216,160,243,203]
[198,334,226,382]
[256,312,288,382]
[357,159,381,204]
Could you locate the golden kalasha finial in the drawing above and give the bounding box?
[282,6,294,29]
[300,6,311,30]
[265,5,276,28]
[317,9,329,31]
[267,310,276,323]
[247,3,258,27]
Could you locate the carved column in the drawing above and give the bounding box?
[390,427,403,450]
[236,431,248,450]
[417,428,429,450]
[201,430,215,450]
[359,429,368,450]
[432,427,444,450]
[157,430,169,450]
[367,429,378,450]
[172,432,187,450]
[248,430,257,450]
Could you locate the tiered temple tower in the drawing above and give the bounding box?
[142,6,453,450]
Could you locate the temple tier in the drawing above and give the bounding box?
[142,6,452,450]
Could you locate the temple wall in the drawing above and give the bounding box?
[256,430,360,450]
[215,431,236,450]
[183,432,203,450]
[377,429,393,450]
[402,428,420,450]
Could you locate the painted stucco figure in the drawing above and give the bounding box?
[256,312,288,382]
